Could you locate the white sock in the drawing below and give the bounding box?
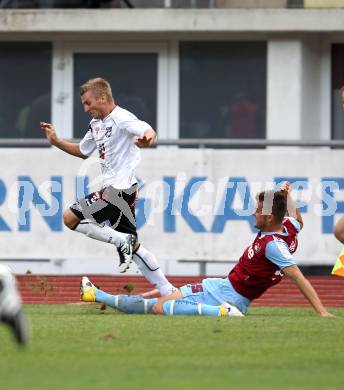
[133,245,175,296]
[74,221,127,247]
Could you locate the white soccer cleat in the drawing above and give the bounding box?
[219,301,245,317]
[0,265,29,345]
[80,276,98,302]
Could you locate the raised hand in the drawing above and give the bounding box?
[40,122,59,145]
[280,181,292,194]
[134,135,153,148]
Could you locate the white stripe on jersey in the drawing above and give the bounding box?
[283,216,301,233]
[272,236,293,260]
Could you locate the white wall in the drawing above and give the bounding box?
[2,9,344,33]
[0,9,343,277]
[0,148,342,275]
[267,39,303,140]
[301,37,322,140]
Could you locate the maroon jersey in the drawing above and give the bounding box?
[228,218,300,300]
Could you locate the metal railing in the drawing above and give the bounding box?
[1,138,344,148]
[0,0,214,9]
[157,138,344,147]
[4,0,342,9]
[0,0,300,9]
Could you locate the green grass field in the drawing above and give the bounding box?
[0,305,343,390]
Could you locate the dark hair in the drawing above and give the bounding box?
[257,190,287,223]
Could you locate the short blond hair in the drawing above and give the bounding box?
[79,77,114,103]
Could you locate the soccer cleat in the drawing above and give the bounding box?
[80,276,97,302]
[0,266,29,345]
[219,302,245,317]
[117,234,136,273]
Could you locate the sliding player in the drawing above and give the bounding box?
[80,183,333,317]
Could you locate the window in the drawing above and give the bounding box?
[0,42,52,138]
[73,53,157,138]
[332,44,344,140]
[179,41,267,139]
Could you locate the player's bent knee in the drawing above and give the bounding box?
[334,226,344,244]
[63,209,79,230]
[336,233,344,244]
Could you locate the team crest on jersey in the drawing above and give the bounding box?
[254,242,262,253]
[289,240,296,252]
[105,126,112,138]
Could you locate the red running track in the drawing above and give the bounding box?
[16,275,344,307]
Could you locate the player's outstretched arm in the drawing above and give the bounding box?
[40,122,87,159]
[280,181,304,229]
[283,265,334,317]
[134,128,157,148]
[334,216,344,244]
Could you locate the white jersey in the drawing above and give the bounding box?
[79,106,151,189]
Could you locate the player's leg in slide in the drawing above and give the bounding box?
[80,277,158,314]
[152,282,244,317]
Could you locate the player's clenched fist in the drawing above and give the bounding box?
[135,135,152,148]
[40,122,59,145]
[280,181,292,194]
